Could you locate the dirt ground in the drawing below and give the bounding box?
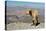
[6,22,44,30]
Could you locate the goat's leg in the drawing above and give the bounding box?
[36,16,40,26]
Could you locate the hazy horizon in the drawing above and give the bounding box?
[6,1,45,16]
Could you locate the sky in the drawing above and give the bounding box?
[6,1,44,9]
[5,0,44,3]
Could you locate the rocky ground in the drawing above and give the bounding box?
[6,22,44,30]
[5,15,45,30]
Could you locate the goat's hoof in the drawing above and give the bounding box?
[36,23,40,26]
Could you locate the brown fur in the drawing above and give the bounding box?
[29,10,32,16]
[29,10,40,26]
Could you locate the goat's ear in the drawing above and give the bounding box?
[29,10,32,16]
